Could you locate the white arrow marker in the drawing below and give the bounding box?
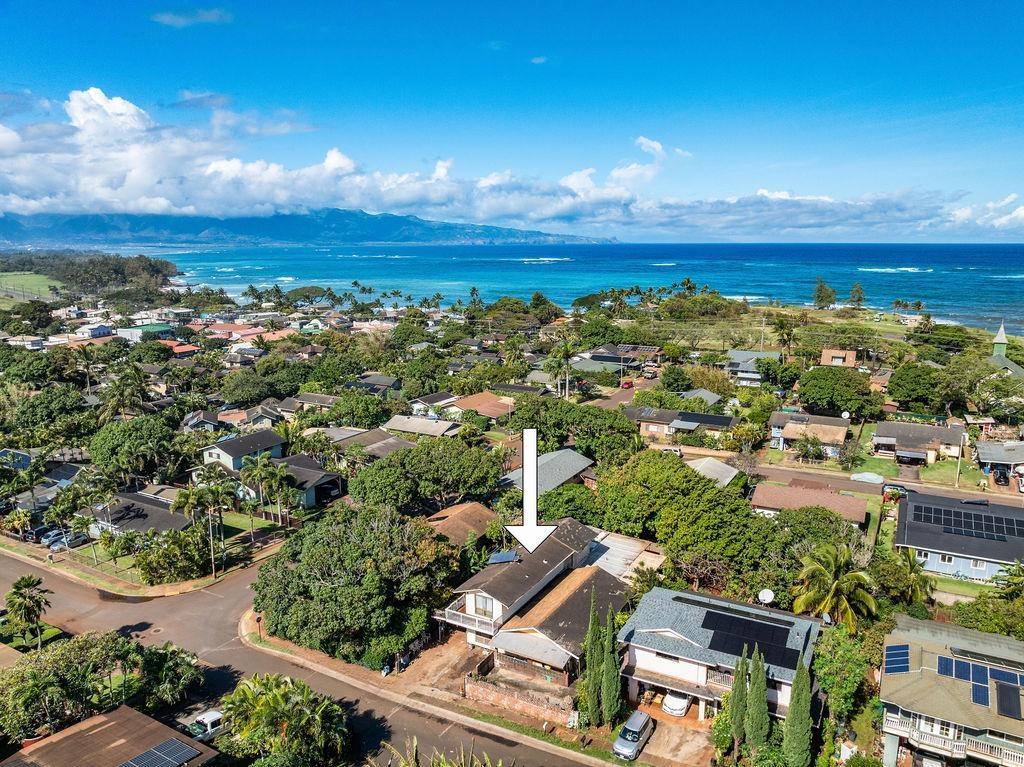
[505,428,557,553]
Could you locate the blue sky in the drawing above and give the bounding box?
[1,1,1023,240]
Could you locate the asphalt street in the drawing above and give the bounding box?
[0,554,583,766]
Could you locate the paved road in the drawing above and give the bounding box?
[0,555,583,767]
[758,464,1008,502]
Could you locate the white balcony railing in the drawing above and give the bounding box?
[433,595,499,636]
[884,713,1024,766]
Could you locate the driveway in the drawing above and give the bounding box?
[0,555,585,767]
[644,719,715,766]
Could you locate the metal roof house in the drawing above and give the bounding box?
[623,406,737,442]
[880,615,1024,767]
[200,429,285,472]
[895,493,1024,582]
[723,349,782,387]
[499,448,594,495]
[618,587,821,722]
[872,421,965,465]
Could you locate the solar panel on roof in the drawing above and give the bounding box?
[486,551,519,565]
[973,683,991,707]
[117,738,201,767]
[937,656,954,677]
[883,645,910,674]
[992,668,1020,686]
[973,664,990,685]
[955,660,972,680]
[998,682,1023,720]
[952,647,1024,673]
[701,609,801,671]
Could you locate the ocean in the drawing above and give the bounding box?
[160,243,1024,333]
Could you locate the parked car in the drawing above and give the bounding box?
[612,710,654,761]
[661,691,692,717]
[39,528,69,547]
[22,524,54,543]
[620,380,634,389]
[882,484,909,497]
[994,468,1010,486]
[185,710,226,743]
[642,370,656,379]
[49,532,89,552]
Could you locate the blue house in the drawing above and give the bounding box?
[201,429,285,472]
[895,493,1024,582]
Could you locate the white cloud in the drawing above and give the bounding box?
[635,136,664,158]
[0,87,1022,239]
[172,89,231,109]
[674,147,693,159]
[530,56,548,65]
[0,124,21,155]
[151,8,233,28]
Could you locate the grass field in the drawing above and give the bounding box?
[0,621,66,652]
[0,271,64,309]
[919,459,986,489]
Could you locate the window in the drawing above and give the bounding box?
[971,560,986,570]
[916,551,929,562]
[474,595,494,619]
[939,554,954,565]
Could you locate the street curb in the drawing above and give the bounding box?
[237,611,612,767]
[0,539,282,598]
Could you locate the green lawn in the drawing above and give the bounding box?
[852,455,901,478]
[0,621,66,652]
[222,510,280,541]
[0,271,63,298]
[919,459,987,489]
[932,575,991,599]
[864,495,883,547]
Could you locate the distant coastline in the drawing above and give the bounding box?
[156,242,1024,335]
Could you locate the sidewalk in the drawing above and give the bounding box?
[238,611,671,767]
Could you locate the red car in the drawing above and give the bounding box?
[620,379,634,389]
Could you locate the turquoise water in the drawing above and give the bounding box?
[162,243,1024,332]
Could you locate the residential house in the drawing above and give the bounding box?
[382,414,463,438]
[976,440,1024,476]
[346,373,402,398]
[267,454,341,508]
[201,430,285,472]
[447,391,515,422]
[751,482,868,525]
[426,501,497,546]
[436,518,596,647]
[872,422,966,464]
[723,349,782,387]
[116,323,174,344]
[180,410,225,433]
[238,402,285,431]
[409,390,458,416]
[880,615,1024,767]
[618,588,821,721]
[679,388,723,407]
[87,486,191,537]
[6,335,44,350]
[10,461,83,513]
[74,322,114,339]
[685,457,740,488]
[966,415,999,436]
[323,427,416,461]
[819,348,858,367]
[500,448,594,495]
[870,368,894,394]
[989,322,1024,379]
[768,412,851,457]
[490,566,627,685]
[0,705,216,767]
[623,406,737,442]
[895,492,1024,581]
[293,391,342,414]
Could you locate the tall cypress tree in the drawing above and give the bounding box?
[582,591,602,726]
[783,652,812,767]
[745,646,771,755]
[729,646,748,758]
[601,605,621,725]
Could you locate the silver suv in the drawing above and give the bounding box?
[612,710,654,760]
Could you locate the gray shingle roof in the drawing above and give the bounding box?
[206,429,284,458]
[617,587,820,683]
[976,441,1024,465]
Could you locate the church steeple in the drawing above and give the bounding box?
[994,321,1008,357]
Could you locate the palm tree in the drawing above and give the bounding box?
[5,574,53,650]
[241,453,274,517]
[99,363,148,423]
[75,345,98,395]
[14,667,66,734]
[892,547,933,605]
[994,560,1024,601]
[265,464,294,527]
[139,641,203,710]
[373,739,503,767]
[170,487,218,578]
[791,543,876,633]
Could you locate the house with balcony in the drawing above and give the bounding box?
[880,615,1024,767]
[723,349,782,388]
[894,493,1024,582]
[617,588,821,722]
[872,421,965,465]
[435,518,596,648]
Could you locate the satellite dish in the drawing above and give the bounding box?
[758,589,775,605]
[841,411,851,420]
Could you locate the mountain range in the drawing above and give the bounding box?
[0,209,607,247]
